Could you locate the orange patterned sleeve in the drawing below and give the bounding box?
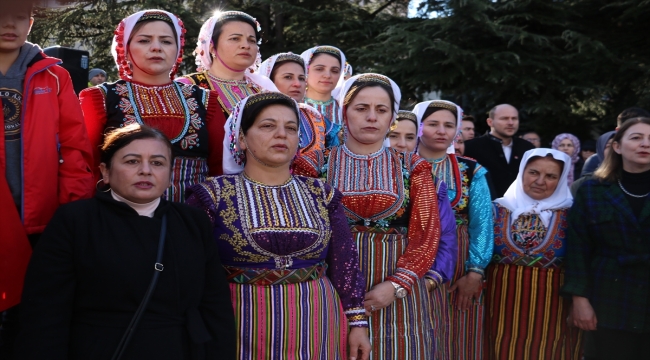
[386,154,441,292]
[291,149,324,178]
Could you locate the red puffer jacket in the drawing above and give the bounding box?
[0,52,94,311]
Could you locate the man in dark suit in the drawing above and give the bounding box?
[464,104,535,198]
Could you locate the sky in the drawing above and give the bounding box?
[408,0,438,18]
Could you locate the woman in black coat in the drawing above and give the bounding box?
[15,124,236,360]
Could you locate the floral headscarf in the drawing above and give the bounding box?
[551,133,580,185]
[223,92,301,174]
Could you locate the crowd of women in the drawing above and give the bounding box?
[5,7,650,360]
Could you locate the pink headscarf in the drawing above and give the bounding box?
[551,133,580,186]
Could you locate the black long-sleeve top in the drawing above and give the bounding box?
[15,191,236,359]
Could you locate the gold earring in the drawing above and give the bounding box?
[96,179,111,193]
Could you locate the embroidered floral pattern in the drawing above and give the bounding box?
[492,204,569,268]
[111,81,206,149]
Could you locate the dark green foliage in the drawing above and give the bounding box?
[29,0,649,143]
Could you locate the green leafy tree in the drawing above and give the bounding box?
[30,0,648,141]
[30,0,213,78]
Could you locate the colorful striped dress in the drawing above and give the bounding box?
[294,145,442,359]
[426,178,459,357]
[485,204,583,360]
[304,97,342,147]
[186,174,367,359]
[80,80,224,202]
[425,154,494,360]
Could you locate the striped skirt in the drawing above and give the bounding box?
[353,226,435,360]
[484,263,583,360]
[432,223,485,360]
[165,157,208,203]
[229,276,347,359]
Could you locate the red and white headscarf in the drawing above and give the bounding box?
[111,9,186,81]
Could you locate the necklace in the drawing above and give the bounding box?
[618,180,650,198]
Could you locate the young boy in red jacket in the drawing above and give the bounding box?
[0,2,94,358]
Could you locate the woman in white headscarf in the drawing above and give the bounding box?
[485,148,582,360]
[294,73,442,359]
[176,11,277,119]
[256,52,326,153]
[187,92,370,359]
[300,45,347,146]
[413,100,494,360]
[80,9,225,201]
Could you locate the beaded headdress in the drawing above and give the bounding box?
[137,11,174,24]
[215,11,259,27]
[257,52,306,79]
[427,101,458,115]
[194,11,262,73]
[412,99,464,154]
[111,9,186,81]
[343,73,393,106]
[397,110,418,123]
[223,92,301,174]
[390,111,419,132]
[313,46,342,59]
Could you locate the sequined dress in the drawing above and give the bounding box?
[186,174,367,359]
[176,71,262,117]
[425,154,494,360]
[484,204,582,360]
[294,145,442,360]
[80,80,224,202]
[303,97,342,147]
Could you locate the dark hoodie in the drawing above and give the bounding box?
[580,130,617,177]
[571,130,617,196]
[1,42,42,213]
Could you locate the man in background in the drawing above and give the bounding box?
[464,104,535,198]
[461,115,475,140]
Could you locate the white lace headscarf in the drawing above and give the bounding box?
[412,100,464,155]
[495,148,573,227]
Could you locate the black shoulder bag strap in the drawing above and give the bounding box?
[111,214,167,360]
